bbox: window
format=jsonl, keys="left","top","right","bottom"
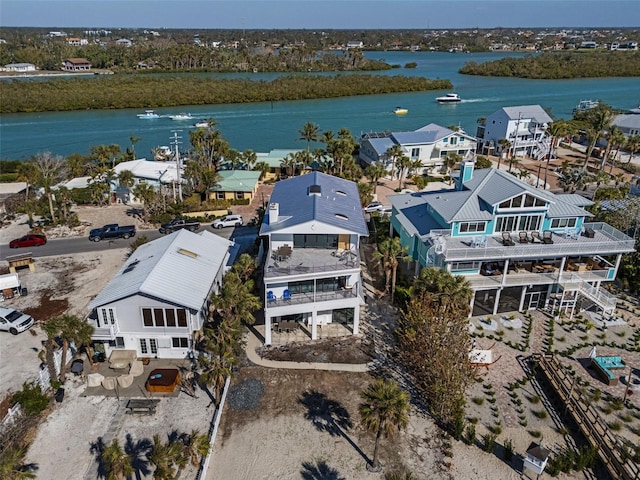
{"left": 450, "top": 261, "right": 482, "bottom": 271}
{"left": 140, "top": 338, "right": 148, "bottom": 355}
{"left": 495, "top": 215, "right": 542, "bottom": 232}
{"left": 235, "top": 192, "right": 244, "bottom": 200}
{"left": 99, "top": 308, "right": 116, "bottom": 328}
{"left": 450, "top": 137, "right": 458, "bottom": 146}
{"left": 150, "top": 339, "right": 158, "bottom": 355}
{"left": 172, "top": 337, "right": 189, "bottom": 348}
{"left": 142, "top": 308, "right": 188, "bottom": 328}
{"left": 498, "top": 194, "right": 545, "bottom": 209}
{"left": 459, "top": 221, "right": 486, "bottom": 233}
{"left": 216, "top": 192, "right": 225, "bottom": 200}
{"left": 411, "top": 148, "right": 420, "bottom": 158}
{"left": 551, "top": 218, "right": 577, "bottom": 228}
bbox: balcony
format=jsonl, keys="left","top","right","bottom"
{"left": 266, "top": 288, "right": 359, "bottom": 308}
{"left": 265, "top": 247, "right": 360, "bottom": 279}
{"left": 427, "top": 222, "right": 635, "bottom": 263}
{"left": 90, "top": 322, "right": 119, "bottom": 340}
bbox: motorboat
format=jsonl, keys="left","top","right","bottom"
{"left": 193, "top": 121, "right": 210, "bottom": 128}
{"left": 137, "top": 109, "right": 159, "bottom": 119}
{"left": 436, "top": 93, "right": 461, "bottom": 103}
{"left": 168, "top": 112, "right": 193, "bottom": 120}
{"left": 573, "top": 99, "right": 599, "bottom": 114}
{"left": 393, "top": 107, "right": 408, "bottom": 115}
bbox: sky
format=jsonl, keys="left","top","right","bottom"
{"left": 1, "top": 0, "right": 639, "bottom": 29}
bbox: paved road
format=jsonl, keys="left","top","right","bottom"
{"left": 1, "top": 225, "right": 259, "bottom": 261}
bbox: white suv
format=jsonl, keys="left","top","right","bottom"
{"left": 0, "top": 307, "right": 35, "bottom": 335}
{"left": 212, "top": 214, "right": 244, "bottom": 229}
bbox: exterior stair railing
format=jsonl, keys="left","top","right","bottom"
{"left": 532, "top": 353, "right": 640, "bottom": 480}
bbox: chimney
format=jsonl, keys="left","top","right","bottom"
{"left": 456, "top": 160, "right": 475, "bottom": 190}
{"left": 269, "top": 202, "right": 279, "bottom": 224}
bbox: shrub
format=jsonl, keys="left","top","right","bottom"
{"left": 462, "top": 424, "right": 476, "bottom": 445}
{"left": 529, "top": 395, "right": 541, "bottom": 404}
{"left": 488, "top": 424, "right": 502, "bottom": 435}
{"left": 608, "top": 420, "right": 622, "bottom": 431}
{"left": 11, "top": 382, "right": 49, "bottom": 416}
{"left": 532, "top": 409, "right": 548, "bottom": 419}
{"left": 529, "top": 430, "right": 542, "bottom": 438}
{"left": 472, "top": 397, "right": 484, "bottom": 406}
{"left": 503, "top": 438, "right": 514, "bottom": 462}
{"left": 482, "top": 433, "right": 497, "bottom": 453}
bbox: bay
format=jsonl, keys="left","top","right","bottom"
{"left": 1, "top": 51, "right": 638, "bottom": 161}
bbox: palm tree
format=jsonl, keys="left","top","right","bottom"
{"left": 497, "top": 138, "right": 511, "bottom": 171}
{"left": 254, "top": 160, "right": 270, "bottom": 180}
{"left": 179, "top": 430, "right": 210, "bottom": 468}
{"left": 32, "top": 151, "right": 65, "bottom": 222}
{"left": 146, "top": 434, "right": 183, "bottom": 480}
{"left": 625, "top": 135, "right": 640, "bottom": 164}
{"left": 132, "top": 183, "right": 157, "bottom": 220}
{"left": 211, "top": 272, "right": 261, "bottom": 326}
{"left": 412, "top": 267, "right": 473, "bottom": 316}
{"left": 579, "top": 103, "right": 615, "bottom": 171}
{"left": 129, "top": 133, "right": 142, "bottom": 159}
{"left": 50, "top": 314, "right": 95, "bottom": 382}
{"left": 298, "top": 122, "right": 320, "bottom": 153}
{"left": 198, "top": 349, "right": 235, "bottom": 402}
{"left": 117, "top": 169, "right": 135, "bottom": 202}
{"left": 542, "top": 120, "right": 571, "bottom": 189}
{"left": 101, "top": 439, "right": 134, "bottom": 480}
{"left": 396, "top": 155, "right": 412, "bottom": 190}
{"left": 242, "top": 149, "right": 257, "bottom": 170}
{"left": 385, "top": 145, "right": 403, "bottom": 180}
{"left": 359, "top": 379, "right": 410, "bottom": 472}
{"left": 365, "top": 162, "right": 388, "bottom": 193}
{"left": 374, "top": 237, "right": 409, "bottom": 303}
{"left": 15, "top": 161, "right": 38, "bottom": 201}
{"left": 280, "top": 153, "right": 297, "bottom": 177}
{"left": 230, "top": 253, "right": 257, "bottom": 282}
{"left": 602, "top": 125, "right": 625, "bottom": 171}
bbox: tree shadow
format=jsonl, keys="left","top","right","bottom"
{"left": 300, "top": 459, "right": 346, "bottom": 480}
{"left": 298, "top": 390, "right": 371, "bottom": 465}
{"left": 124, "top": 433, "right": 152, "bottom": 480}
{"left": 89, "top": 436, "right": 107, "bottom": 479}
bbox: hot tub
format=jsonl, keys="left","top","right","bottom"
{"left": 145, "top": 368, "right": 181, "bottom": 393}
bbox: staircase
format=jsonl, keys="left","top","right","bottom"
{"left": 562, "top": 275, "right": 617, "bottom": 316}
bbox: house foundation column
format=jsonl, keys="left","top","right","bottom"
{"left": 353, "top": 304, "right": 360, "bottom": 334}
{"left": 468, "top": 293, "right": 475, "bottom": 318}
{"left": 492, "top": 288, "right": 502, "bottom": 315}
{"left": 264, "top": 311, "right": 272, "bottom": 345}
{"left": 519, "top": 286, "right": 527, "bottom": 312}
{"left": 311, "top": 311, "right": 318, "bottom": 340}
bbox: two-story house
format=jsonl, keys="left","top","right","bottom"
{"left": 359, "top": 123, "right": 477, "bottom": 174}
{"left": 259, "top": 172, "right": 368, "bottom": 345}
{"left": 86, "top": 229, "right": 235, "bottom": 359}
{"left": 389, "top": 161, "right": 635, "bottom": 318}
{"left": 476, "top": 105, "right": 552, "bottom": 161}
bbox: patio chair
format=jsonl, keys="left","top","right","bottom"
{"left": 267, "top": 290, "right": 276, "bottom": 303}
{"left": 518, "top": 231, "right": 529, "bottom": 244}
{"left": 282, "top": 289, "right": 291, "bottom": 302}
{"left": 501, "top": 231, "right": 515, "bottom": 246}
{"left": 542, "top": 230, "right": 554, "bottom": 244}
{"left": 530, "top": 231, "right": 541, "bottom": 243}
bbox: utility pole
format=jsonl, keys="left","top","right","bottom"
{"left": 510, "top": 112, "right": 522, "bottom": 173}
{"left": 171, "top": 130, "right": 183, "bottom": 201}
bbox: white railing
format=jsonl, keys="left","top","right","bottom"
{"left": 563, "top": 274, "right": 617, "bottom": 313}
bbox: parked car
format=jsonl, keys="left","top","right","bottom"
{"left": 363, "top": 201, "right": 383, "bottom": 213}
{"left": 212, "top": 215, "right": 244, "bottom": 229}
{"left": 89, "top": 224, "right": 136, "bottom": 242}
{"left": 9, "top": 234, "right": 47, "bottom": 248}
{"left": 159, "top": 218, "right": 200, "bottom": 234}
{"left": 0, "top": 307, "right": 35, "bottom": 335}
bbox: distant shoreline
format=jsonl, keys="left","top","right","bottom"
{"left": 0, "top": 69, "right": 114, "bottom": 79}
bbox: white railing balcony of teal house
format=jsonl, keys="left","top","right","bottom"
{"left": 265, "top": 247, "right": 360, "bottom": 279}
{"left": 91, "top": 322, "right": 119, "bottom": 340}
{"left": 428, "top": 223, "right": 634, "bottom": 262}
{"left": 466, "top": 271, "right": 558, "bottom": 288}
{"left": 265, "top": 287, "right": 359, "bottom": 308}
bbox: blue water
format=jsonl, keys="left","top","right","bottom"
{"left": 1, "top": 51, "right": 638, "bottom": 161}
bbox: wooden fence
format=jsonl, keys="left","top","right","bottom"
{"left": 532, "top": 353, "right": 640, "bottom": 480}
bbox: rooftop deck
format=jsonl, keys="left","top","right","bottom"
{"left": 430, "top": 223, "right": 634, "bottom": 262}
{"left": 264, "top": 247, "right": 360, "bottom": 279}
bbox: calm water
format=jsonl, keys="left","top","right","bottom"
{"left": 1, "top": 51, "right": 639, "bottom": 160}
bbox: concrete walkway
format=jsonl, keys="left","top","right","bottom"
{"left": 244, "top": 330, "right": 372, "bottom": 372}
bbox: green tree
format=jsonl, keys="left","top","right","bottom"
{"left": 578, "top": 103, "right": 615, "bottom": 172}
{"left": 497, "top": 138, "right": 511, "bottom": 171}
{"left": 210, "top": 272, "right": 260, "bottom": 326}
{"left": 146, "top": 434, "right": 184, "bottom": 480}
{"left": 0, "top": 447, "right": 37, "bottom": 479}
{"left": 180, "top": 430, "right": 210, "bottom": 468}
{"left": 254, "top": 161, "right": 270, "bottom": 180}
{"left": 298, "top": 122, "right": 320, "bottom": 153}
{"left": 625, "top": 135, "right": 640, "bottom": 164}
{"left": 374, "top": 237, "right": 409, "bottom": 303}
{"left": 542, "top": 120, "right": 572, "bottom": 189}
{"left": 48, "top": 314, "right": 95, "bottom": 382}
{"left": 132, "top": 183, "right": 157, "bottom": 221}
{"left": 359, "top": 379, "right": 410, "bottom": 472}
{"left": 385, "top": 144, "right": 404, "bottom": 180}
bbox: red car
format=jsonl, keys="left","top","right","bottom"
{"left": 9, "top": 234, "right": 47, "bottom": 248}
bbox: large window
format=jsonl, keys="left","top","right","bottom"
{"left": 459, "top": 221, "right": 486, "bottom": 233}
{"left": 98, "top": 308, "right": 115, "bottom": 328}
{"left": 495, "top": 215, "right": 542, "bottom": 233}
{"left": 498, "top": 194, "right": 546, "bottom": 209}
{"left": 450, "top": 261, "right": 482, "bottom": 271}
{"left": 293, "top": 234, "right": 338, "bottom": 249}
{"left": 550, "top": 218, "right": 577, "bottom": 228}
{"left": 172, "top": 337, "right": 189, "bottom": 348}
{"left": 142, "top": 308, "right": 188, "bottom": 328}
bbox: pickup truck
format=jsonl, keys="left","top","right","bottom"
{"left": 159, "top": 218, "right": 201, "bottom": 234}
{"left": 89, "top": 224, "right": 136, "bottom": 242}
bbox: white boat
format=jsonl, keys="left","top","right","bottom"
{"left": 153, "top": 146, "right": 173, "bottom": 161}
{"left": 168, "top": 112, "right": 194, "bottom": 120}
{"left": 394, "top": 107, "right": 408, "bottom": 115}
{"left": 436, "top": 93, "right": 461, "bottom": 103}
{"left": 573, "top": 99, "right": 599, "bottom": 114}
{"left": 137, "top": 109, "right": 159, "bottom": 119}
{"left": 193, "top": 121, "right": 210, "bottom": 128}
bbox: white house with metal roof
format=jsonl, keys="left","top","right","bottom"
{"left": 476, "top": 105, "right": 553, "bottom": 160}
{"left": 359, "top": 123, "right": 477, "bottom": 174}
{"left": 612, "top": 110, "right": 640, "bottom": 139}
{"left": 86, "top": 229, "right": 235, "bottom": 359}
{"left": 113, "top": 159, "right": 183, "bottom": 203}
{"left": 259, "top": 172, "right": 368, "bottom": 345}
{"left": 389, "top": 161, "right": 635, "bottom": 318}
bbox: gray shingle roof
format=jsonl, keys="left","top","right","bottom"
{"left": 259, "top": 171, "right": 368, "bottom": 236}
{"left": 88, "top": 230, "right": 233, "bottom": 312}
